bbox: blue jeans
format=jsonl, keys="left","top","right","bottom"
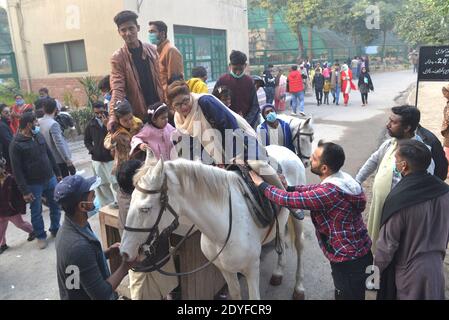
{"left": 28, "top": 176, "right": 61, "bottom": 240}
{"left": 333, "top": 86, "right": 341, "bottom": 105}
{"left": 264, "top": 87, "right": 275, "bottom": 105}
{"left": 291, "top": 91, "right": 305, "bottom": 113}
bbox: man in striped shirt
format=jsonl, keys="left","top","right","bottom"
{"left": 250, "top": 140, "right": 372, "bottom": 300}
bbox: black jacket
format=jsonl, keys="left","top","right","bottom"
{"left": 84, "top": 118, "right": 114, "bottom": 162}
{"left": 263, "top": 70, "right": 276, "bottom": 88}
{"left": 0, "top": 118, "right": 13, "bottom": 169}
{"left": 313, "top": 74, "right": 325, "bottom": 90}
{"left": 417, "top": 125, "right": 448, "bottom": 181}
{"left": 56, "top": 216, "right": 117, "bottom": 300}
{"left": 358, "top": 72, "right": 374, "bottom": 93}
{"left": 9, "top": 132, "right": 61, "bottom": 195}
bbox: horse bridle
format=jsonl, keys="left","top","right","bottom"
{"left": 290, "top": 120, "right": 314, "bottom": 161}
{"left": 124, "top": 174, "right": 233, "bottom": 276}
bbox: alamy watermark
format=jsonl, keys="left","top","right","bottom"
{"left": 366, "top": 264, "right": 380, "bottom": 290}
{"left": 66, "top": 5, "right": 80, "bottom": 30}
{"left": 65, "top": 265, "right": 80, "bottom": 290}
{"left": 366, "top": 5, "right": 380, "bottom": 30}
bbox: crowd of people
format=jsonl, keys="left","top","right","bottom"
{"left": 0, "top": 8, "right": 448, "bottom": 301}
{"left": 252, "top": 56, "right": 374, "bottom": 113}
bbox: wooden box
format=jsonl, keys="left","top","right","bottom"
{"left": 98, "top": 206, "right": 226, "bottom": 300}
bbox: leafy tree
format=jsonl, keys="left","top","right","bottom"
{"left": 249, "top": 0, "right": 287, "bottom": 50}
{"left": 395, "top": 0, "right": 449, "bottom": 46}
{"left": 377, "top": 0, "right": 403, "bottom": 60}
{"left": 284, "top": 0, "right": 332, "bottom": 60}
{"left": 326, "top": 0, "right": 378, "bottom": 47}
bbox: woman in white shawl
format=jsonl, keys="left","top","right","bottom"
{"left": 166, "top": 80, "right": 284, "bottom": 189}
{"left": 341, "top": 64, "right": 357, "bottom": 106}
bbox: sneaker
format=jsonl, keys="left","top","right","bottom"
{"left": 50, "top": 230, "right": 58, "bottom": 238}
{"left": 0, "top": 244, "right": 9, "bottom": 254}
{"left": 37, "top": 239, "right": 48, "bottom": 250}
{"left": 27, "top": 232, "right": 36, "bottom": 242}
{"left": 291, "top": 112, "right": 297, "bottom": 115}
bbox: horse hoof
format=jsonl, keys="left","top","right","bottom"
{"left": 292, "top": 290, "right": 305, "bottom": 300}
{"left": 270, "top": 275, "right": 283, "bottom": 286}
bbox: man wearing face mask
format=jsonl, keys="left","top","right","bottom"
{"left": 10, "top": 94, "right": 34, "bottom": 134}
{"left": 9, "top": 112, "right": 62, "bottom": 249}
{"left": 213, "top": 50, "right": 260, "bottom": 129}
{"left": 148, "top": 21, "right": 184, "bottom": 103}
{"left": 109, "top": 11, "right": 164, "bottom": 132}
{"left": 375, "top": 140, "right": 449, "bottom": 300}
{"left": 257, "top": 104, "right": 295, "bottom": 153}
{"left": 54, "top": 175, "right": 137, "bottom": 300}
{"left": 356, "top": 106, "right": 436, "bottom": 250}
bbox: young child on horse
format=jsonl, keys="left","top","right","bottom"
{"left": 130, "top": 102, "right": 177, "bottom": 161}
{"left": 104, "top": 100, "right": 143, "bottom": 175}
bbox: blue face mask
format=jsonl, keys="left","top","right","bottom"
{"left": 266, "top": 112, "right": 277, "bottom": 123}
{"left": 16, "top": 99, "right": 25, "bottom": 106}
{"left": 31, "top": 126, "right": 40, "bottom": 135}
{"left": 87, "top": 197, "right": 100, "bottom": 219}
{"left": 148, "top": 33, "right": 160, "bottom": 45}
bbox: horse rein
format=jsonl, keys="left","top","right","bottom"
{"left": 124, "top": 174, "right": 233, "bottom": 277}
{"left": 290, "top": 119, "right": 314, "bottom": 161}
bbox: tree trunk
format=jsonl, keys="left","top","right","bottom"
{"left": 307, "top": 26, "right": 313, "bottom": 59}
{"left": 296, "top": 24, "right": 304, "bottom": 62}
{"left": 381, "top": 29, "right": 387, "bottom": 62}
{"left": 267, "top": 13, "right": 275, "bottom": 50}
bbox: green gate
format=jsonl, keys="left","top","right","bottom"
{"left": 0, "top": 52, "right": 19, "bottom": 87}
{"left": 175, "top": 30, "right": 227, "bottom": 82}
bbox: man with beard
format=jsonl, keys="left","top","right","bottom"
{"left": 375, "top": 140, "right": 449, "bottom": 300}
{"left": 250, "top": 141, "right": 372, "bottom": 300}
{"left": 356, "top": 106, "right": 435, "bottom": 250}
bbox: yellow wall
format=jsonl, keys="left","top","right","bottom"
{"left": 6, "top": 0, "right": 249, "bottom": 91}
{"left": 7, "top": 0, "right": 124, "bottom": 84}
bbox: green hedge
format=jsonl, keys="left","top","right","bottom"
{"left": 71, "top": 108, "right": 93, "bottom": 135}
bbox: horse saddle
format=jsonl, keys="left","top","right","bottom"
{"left": 227, "top": 164, "right": 278, "bottom": 228}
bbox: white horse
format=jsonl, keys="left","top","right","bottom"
{"left": 120, "top": 146, "right": 307, "bottom": 300}
{"left": 278, "top": 114, "right": 314, "bottom": 168}
{"left": 258, "top": 113, "right": 314, "bottom": 167}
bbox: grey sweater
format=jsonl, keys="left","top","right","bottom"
{"left": 39, "top": 114, "right": 72, "bottom": 164}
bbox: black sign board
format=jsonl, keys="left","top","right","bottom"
{"left": 418, "top": 46, "right": 449, "bottom": 82}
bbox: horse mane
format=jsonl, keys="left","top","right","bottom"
{"left": 134, "top": 159, "right": 243, "bottom": 203}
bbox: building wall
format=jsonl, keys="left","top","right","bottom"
{"left": 125, "top": 0, "right": 249, "bottom": 65}
{"left": 7, "top": 0, "right": 249, "bottom": 105}
{"left": 7, "top": 0, "right": 124, "bottom": 104}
